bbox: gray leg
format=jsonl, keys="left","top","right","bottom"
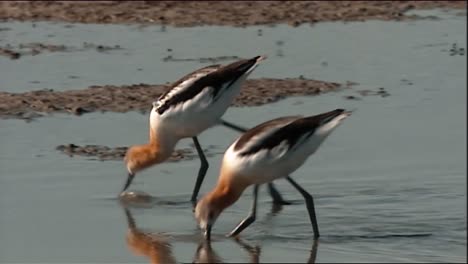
{"left": 123, "top": 207, "right": 136, "bottom": 229}
{"left": 267, "top": 182, "right": 292, "bottom": 205}
{"left": 307, "top": 239, "right": 319, "bottom": 263}
{"left": 227, "top": 185, "right": 259, "bottom": 237}
{"left": 220, "top": 118, "right": 248, "bottom": 133}
{"left": 190, "top": 136, "right": 209, "bottom": 206}
{"left": 233, "top": 237, "right": 261, "bottom": 263}
{"left": 286, "top": 176, "right": 320, "bottom": 239}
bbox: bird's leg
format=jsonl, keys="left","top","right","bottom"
{"left": 227, "top": 185, "right": 259, "bottom": 237}
{"left": 286, "top": 176, "right": 320, "bottom": 239}
{"left": 233, "top": 237, "right": 261, "bottom": 263}
{"left": 190, "top": 136, "right": 209, "bottom": 207}
{"left": 307, "top": 239, "right": 319, "bottom": 263}
{"left": 123, "top": 206, "right": 137, "bottom": 229}
{"left": 220, "top": 118, "right": 248, "bottom": 133}
{"left": 267, "top": 182, "right": 292, "bottom": 205}
{"left": 193, "top": 240, "right": 223, "bottom": 263}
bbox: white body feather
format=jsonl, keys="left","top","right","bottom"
{"left": 150, "top": 63, "right": 260, "bottom": 140}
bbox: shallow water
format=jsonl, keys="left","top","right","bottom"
{"left": 0, "top": 9, "right": 466, "bottom": 263}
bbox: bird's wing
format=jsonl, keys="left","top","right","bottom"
{"left": 235, "top": 109, "right": 347, "bottom": 158}
{"left": 154, "top": 56, "right": 265, "bottom": 115}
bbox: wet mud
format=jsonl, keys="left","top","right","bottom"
{"left": 343, "top": 87, "right": 391, "bottom": 100}
{"left": 0, "top": 1, "right": 465, "bottom": 27}
{"left": 0, "top": 42, "right": 123, "bottom": 60}
{"left": 56, "top": 143, "right": 220, "bottom": 162}
{"left": 0, "top": 78, "right": 347, "bottom": 121}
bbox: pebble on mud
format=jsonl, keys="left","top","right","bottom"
{"left": 355, "top": 87, "right": 391, "bottom": 98}
{"left": 67, "top": 106, "right": 90, "bottom": 116}
{"left": 344, "top": 95, "right": 361, "bottom": 100}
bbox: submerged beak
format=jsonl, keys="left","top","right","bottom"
{"left": 121, "top": 172, "right": 135, "bottom": 193}
{"left": 204, "top": 224, "right": 212, "bottom": 241}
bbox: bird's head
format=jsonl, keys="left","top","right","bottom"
{"left": 194, "top": 195, "right": 223, "bottom": 241}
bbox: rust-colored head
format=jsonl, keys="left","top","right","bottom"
{"left": 121, "top": 144, "right": 167, "bottom": 193}
{"left": 194, "top": 176, "right": 248, "bottom": 240}
{"left": 194, "top": 193, "right": 224, "bottom": 240}
{"left": 120, "top": 125, "right": 178, "bottom": 194}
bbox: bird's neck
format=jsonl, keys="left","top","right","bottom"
{"left": 207, "top": 177, "right": 249, "bottom": 213}
{"left": 148, "top": 128, "right": 178, "bottom": 162}
{"left": 127, "top": 231, "right": 177, "bottom": 264}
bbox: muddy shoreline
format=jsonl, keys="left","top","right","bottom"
{"left": 0, "top": 1, "right": 465, "bottom": 27}
{"left": 0, "top": 42, "right": 123, "bottom": 60}
{"left": 0, "top": 78, "right": 354, "bottom": 121}
{"left": 56, "top": 143, "right": 221, "bottom": 162}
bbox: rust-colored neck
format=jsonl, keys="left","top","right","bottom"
{"left": 127, "top": 229, "right": 177, "bottom": 264}
{"left": 207, "top": 177, "right": 249, "bottom": 213}
{"left": 149, "top": 127, "right": 158, "bottom": 146}
{"left": 147, "top": 127, "right": 177, "bottom": 163}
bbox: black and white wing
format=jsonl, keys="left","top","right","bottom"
{"left": 233, "top": 109, "right": 349, "bottom": 159}
{"left": 232, "top": 115, "right": 303, "bottom": 154}
{"left": 154, "top": 56, "right": 265, "bottom": 115}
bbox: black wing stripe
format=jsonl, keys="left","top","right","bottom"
{"left": 157, "top": 64, "right": 221, "bottom": 103}
{"left": 156, "top": 56, "right": 262, "bottom": 115}
{"left": 233, "top": 116, "right": 301, "bottom": 152}
{"left": 238, "top": 109, "right": 345, "bottom": 156}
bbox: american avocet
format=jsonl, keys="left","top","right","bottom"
{"left": 122, "top": 56, "right": 289, "bottom": 206}
{"left": 194, "top": 109, "right": 353, "bottom": 240}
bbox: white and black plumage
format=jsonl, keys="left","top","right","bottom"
{"left": 224, "top": 109, "right": 351, "bottom": 182}
{"left": 150, "top": 56, "right": 264, "bottom": 138}
{"left": 122, "top": 56, "right": 289, "bottom": 206}
{"left": 194, "top": 109, "right": 353, "bottom": 240}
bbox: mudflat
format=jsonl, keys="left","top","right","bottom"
{"left": 0, "top": 78, "right": 346, "bottom": 120}
{"left": 0, "top": 1, "right": 465, "bottom": 27}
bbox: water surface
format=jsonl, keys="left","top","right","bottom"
{"left": 0, "top": 9, "right": 466, "bottom": 263}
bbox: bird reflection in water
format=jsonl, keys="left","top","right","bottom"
{"left": 193, "top": 238, "right": 261, "bottom": 263}
{"left": 123, "top": 206, "right": 177, "bottom": 264}
{"left": 121, "top": 203, "right": 318, "bottom": 263}
{"left": 192, "top": 241, "right": 224, "bottom": 263}
{"left": 193, "top": 237, "right": 318, "bottom": 264}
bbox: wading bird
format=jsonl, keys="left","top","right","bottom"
{"left": 122, "top": 56, "right": 289, "bottom": 206}
{"left": 195, "top": 109, "right": 353, "bottom": 240}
